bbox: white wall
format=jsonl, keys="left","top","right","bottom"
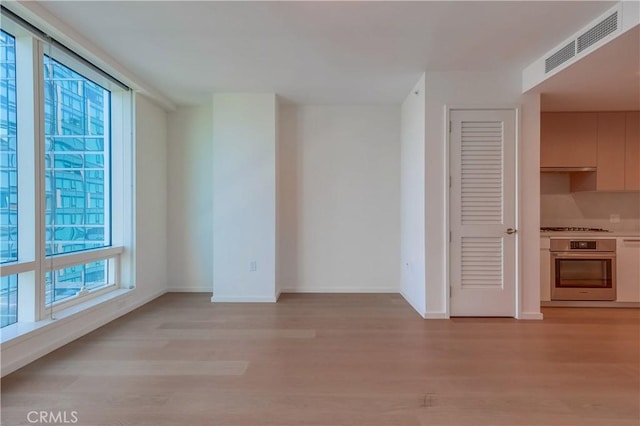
{"left": 424, "top": 71, "right": 542, "bottom": 319}
{"left": 277, "top": 103, "right": 297, "bottom": 294}
{"left": 167, "top": 103, "right": 214, "bottom": 292}
{"left": 212, "top": 94, "right": 278, "bottom": 302}
{"left": 135, "top": 94, "right": 169, "bottom": 298}
{"left": 1, "top": 94, "right": 169, "bottom": 376}
{"left": 520, "top": 92, "right": 542, "bottom": 319}
{"left": 400, "top": 75, "right": 427, "bottom": 316}
{"left": 278, "top": 105, "right": 400, "bottom": 293}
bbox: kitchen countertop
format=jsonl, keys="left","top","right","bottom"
{"left": 541, "top": 231, "right": 640, "bottom": 238}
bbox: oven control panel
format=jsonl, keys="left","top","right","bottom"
{"left": 550, "top": 239, "right": 616, "bottom": 253}
{"left": 570, "top": 241, "right": 597, "bottom": 250}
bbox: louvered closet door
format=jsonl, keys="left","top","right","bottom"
{"left": 450, "top": 109, "right": 516, "bottom": 317}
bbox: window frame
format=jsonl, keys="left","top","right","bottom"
{"left": 0, "top": 19, "right": 132, "bottom": 330}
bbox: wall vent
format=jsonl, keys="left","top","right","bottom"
{"left": 542, "top": 5, "right": 621, "bottom": 75}
{"left": 577, "top": 11, "right": 618, "bottom": 53}
{"left": 545, "top": 41, "right": 576, "bottom": 73}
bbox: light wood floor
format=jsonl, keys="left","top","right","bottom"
{"left": 1, "top": 293, "right": 639, "bottom": 426}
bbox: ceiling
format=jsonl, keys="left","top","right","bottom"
{"left": 35, "top": 1, "right": 616, "bottom": 106}
{"left": 538, "top": 25, "right": 640, "bottom": 112}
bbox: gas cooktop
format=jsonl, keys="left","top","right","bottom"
{"left": 540, "top": 227, "right": 610, "bottom": 232}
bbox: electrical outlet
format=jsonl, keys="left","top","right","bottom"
{"left": 249, "top": 260, "right": 257, "bottom": 272}
{"left": 610, "top": 214, "right": 621, "bottom": 224}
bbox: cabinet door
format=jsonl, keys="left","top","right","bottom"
{"left": 596, "top": 113, "right": 626, "bottom": 191}
{"left": 541, "top": 112, "right": 598, "bottom": 168}
{"left": 625, "top": 111, "right": 640, "bottom": 190}
{"left": 617, "top": 238, "right": 640, "bottom": 302}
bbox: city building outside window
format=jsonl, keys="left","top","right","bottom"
{"left": 0, "top": 15, "right": 132, "bottom": 332}
{"left": 0, "top": 30, "right": 18, "bottom": 327}
{"left": 43, "top": 56, "right": 111, "bottom": 305}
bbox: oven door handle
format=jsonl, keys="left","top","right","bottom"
{"left": 551, "top": 252, "right": 616, "bottom": 258}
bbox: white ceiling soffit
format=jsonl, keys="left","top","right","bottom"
{"left": 539, "top": 24, "right": 639, "bottom": 112}
{"left": 523, "top": 1, "right": 640, "bottom": 94}
{"left": 29, "top": 1, "right": 617, "bottom": 105}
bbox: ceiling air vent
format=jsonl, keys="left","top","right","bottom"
{"left": 545, "top": 41, "right": 576, "bottom": 73}
{"left": 577, "top": 11, "right": 618, "bottom": 53}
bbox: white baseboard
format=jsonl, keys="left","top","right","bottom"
{"left": 400, "top": 291, "right": 426, "bottom": 318}
{"left": 1, "top": 288, "right": 167, "bottom": 377}
{"left": 210, "top": 295, "right": 278, "bottom": 303}
{"left": 167, "top": 287, "right": 211, "bottom": 293}
{"left": 282, "top": 287, "right": 399, "bottom": 293}
{"left": 518, "top": 312, "right": 544, "bottom": 320}
{"left": 424, "top": 312, "right": 449, "bottom": 319}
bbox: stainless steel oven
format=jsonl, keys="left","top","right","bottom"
{"left": 550, "top": 239, "right": 616, "bottom": 301}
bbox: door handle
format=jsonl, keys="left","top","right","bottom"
{"left": 506, "top": 228, "right": 517, "bottom": 235}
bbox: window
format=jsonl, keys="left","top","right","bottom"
{"left": 0, "top": 13, "right": 131, "bottom": 331}
{"left": 0, "top": 275, "right": 17, "bottom": 328}
{"left": 0, "top": 30, "right": 18, "bottom": 265}
{"left": 44, "top": 56, "right": 111, "bottom": 257}
{"left": 46, "top": 260, "right": 109, "bottom": 305}
{"left": 0, "top": 30, "right": 18, "bottom": 328}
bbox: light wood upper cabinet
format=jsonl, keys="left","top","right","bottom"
{"left": 625, "top": 111, "right": 640, "bottom": 190}
{"left": 542, "top": 111, "right": 640, "bottom": 192}
{"left": 541, "top": 112, "right": 597, "bottom": 168}
{"left": 596, "top": 112, "right": 626, "bottom": 191}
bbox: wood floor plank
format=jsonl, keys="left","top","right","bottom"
{"left": 80, "top": 328, "right": 316, "bottom": 341}
{"left": 18, "top": 360, "right": 249, "bottom": 376}
{"left": 1, "top": 293, "right": 638, "bottom": 426}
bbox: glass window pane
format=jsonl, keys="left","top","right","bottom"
{"left": 44, "top": 55, "right": 111, "bottom": 256}
{"left": 0, "top": 275, "right": 18, "bottom": 328}
{"left": 45, "top": 260, "right": 110, "bottom": 305}
{"left": 0, "top": 30, "right": 18, "bottom": 264}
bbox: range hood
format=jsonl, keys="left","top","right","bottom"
{"left": 540, "top": 167, "right": 596, "bottom": 172}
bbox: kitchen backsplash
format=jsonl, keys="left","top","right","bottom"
{"left": 541, "top": 173, "right": 640, "bottom": 231}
